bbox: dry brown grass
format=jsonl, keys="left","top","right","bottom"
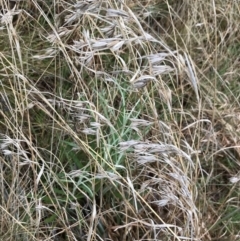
{"left": 0, "top": 0, "right": 240, "bottom": 240}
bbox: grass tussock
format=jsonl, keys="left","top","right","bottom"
{"left": 0, "top": 0, "right": 240, "bottom": 240}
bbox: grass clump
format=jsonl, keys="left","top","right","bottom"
{"left": 0, "top": 0, "right": 240, "bottom": 240}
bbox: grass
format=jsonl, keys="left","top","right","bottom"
{"left": 0, "top": 0, "right": 240, "bottom": 240}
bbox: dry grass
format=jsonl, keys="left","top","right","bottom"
{"left": 0, "top": 0, "right": 240, "bottom": 240}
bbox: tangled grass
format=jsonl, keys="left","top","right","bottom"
{"left": 0, "top": 0, "right": 240, "bottom": 240}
